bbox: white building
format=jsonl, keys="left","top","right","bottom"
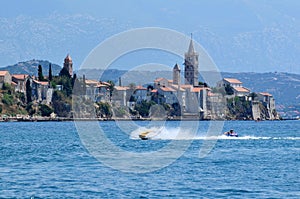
{"left": 85, "top": 79, "right": 110, "bottom": 102}
{"left": 217, "top": 78, "right": 251, "bottom": 97}
{"left": 31, "top": 79, "right": 49, "bottom": 102}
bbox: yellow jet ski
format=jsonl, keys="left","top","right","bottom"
{"left": 139, "top": 131, "right": 152, "bottom": 140}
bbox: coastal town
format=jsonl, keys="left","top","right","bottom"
{"left": 0, "top": 38, "right": 279, "bottom": 121}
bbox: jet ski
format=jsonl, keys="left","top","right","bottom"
{"left": 226, "top": 132, "right": 238, "bottom": 137}
{"left": 224, "top": 130, "right": 238, "bottom": 137}
{"left": 139, "top": 131, "right": 152, "bottom": 140}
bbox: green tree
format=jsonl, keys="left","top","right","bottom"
{"left": 198, "top": 81, "right": 208, "bottom": 87}
{"left": 48, "top": 63, "right": 53, "bottom": 81}
{"left": 135, "top": 100, "right": 156, "bottom": 117}
{"left": 2, "top": 83, "right": 13, "bottom": 91}
{"left": 26, "top": 80, "right": 32, "bottom": 103}
{"left": 171, "top": 102, "right": 181, "bottom": 116}
{"left": 227, "top": 96, "right": 252, "bottom": 119}
{"left": 39, "top": 104, "right": 53, "bottom": 117}
{"left": 59, "top": 67, "right": 71, "bottom": 78}
{"left": 147, "top": 85, "right": 154, "bottom": 91}
{"left": 72, "top": 73, "right": 77, "bottom": 88}
{"left": 107, "top": 80, "right": 115, "bottom": 102}
{"left": 2, "top": 93, "right": 13, "bottom": 106}
{"left": 52, "top": 90, "right": 71, "bottom": 117}
{"left": 26, "top": 102, "right": 36, "bottom": 116}
{"left": 113, "top": 106, "right": 127, "bottom": 118}
{"left": 96, "top": 102, "right": 112, "bottom": 119}
{"left": 38, "top": 65, "right": 44, "bottom": 81}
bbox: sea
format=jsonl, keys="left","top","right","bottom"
{"left": 0, "top": 120, "right": 299, "bottom": 198}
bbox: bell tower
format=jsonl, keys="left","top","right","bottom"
{"left": 184, "top": 34, "right": 199, "bottom": 86}
{"left": 173, "top": 63, "right": 180, "bottom": 85}
{"left": 64, "top": 54, "right": 73, "bottom": 77}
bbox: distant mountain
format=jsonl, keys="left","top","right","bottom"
{"left": 0, "top": 60, "right": 62, "bottom": 76}
{"left": 0, "top": 9, "right": 300, "bottom": 74}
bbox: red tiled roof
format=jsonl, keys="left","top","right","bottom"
{"left": 169, "top": 84, "right": 185, "bottom": 91}
{"left": 180, "top": 84, "right": 193, "bottom": 89}
{"left": 233, "top": 87, "right": 250, "bottom": 93}
{"left": 33, "top": 80, "right": 49, "bottom": 86}
{"left": 151, "top": 89, "right": 157, "bottom": 93}
{"left": 160, "top": 87, "right": 176, "bottom": 92}
{"left": 101, "top": 81, "right": 111, "bottom": 86}
{"left": 0, "top": 71, "right": 9, "bottom": 76}
{"left": 12, "top": 74, "right": 29, "bottom": 80}
{"left": 96, "top": 84, "right": 108, "bottom": 88}
{"left": 135, "top": 85, "right": 147, "bottom": 90}
{"left": 114, "top": 86, "right": 129, "bottom": 91}
{"left": 224, "top": 78, "right": 242, "bottom": 84}
{"left": 85, "top": 79, "right": 99, "bottom": 85}
{"left": 192, "top": 87, "right": 210, "bottom": 92}
{"left": 260, "top": 92, "right": 272, "bottom": 96}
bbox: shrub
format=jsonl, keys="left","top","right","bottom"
{"left": 2, "top": 94, "right": 13, "bottom": 106}
{"left": 96, "top": 102, "right": 112, "bottom": 118}
{"left": 39, "top": 104, "right": 53, "bottom": 117}
{"left": 26, "top": 103, "right": 36, "bottom": 116}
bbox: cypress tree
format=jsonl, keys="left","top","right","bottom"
{"left": 49, "top": 63, "right": 53, "bottom": 81}
{"left": 26, "top": 80, "right": 32, "bottom": 103}
{"left": 38, "top": 65, "right": 44, "bottom": 81}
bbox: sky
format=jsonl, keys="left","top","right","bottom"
{"left": 1, "top": 0, "right": 299, "bottom": 73}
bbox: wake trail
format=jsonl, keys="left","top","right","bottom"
{"left": 130, "top": 127, "right": 300, "bottom": 140}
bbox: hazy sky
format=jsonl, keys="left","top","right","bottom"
{"left": 1, "top": 0, "right": 300, "bottom": 73}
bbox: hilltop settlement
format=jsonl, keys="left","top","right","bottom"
{"left": 0, "top": 38, "right": 279, "bottom": 121}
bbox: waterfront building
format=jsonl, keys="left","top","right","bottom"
{"left": 12, "top": 74, "right": 29, "bottom": 93}
{"left": 31, "top": 79, "right": 50, "bottom": 103}
{"left": 0, "top": 70, "right": 12, "bottom": 88}
{"left": 217, "top": 78, "right": 251, "bottom": 97}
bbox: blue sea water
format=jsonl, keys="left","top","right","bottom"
{"left": 0, "top": 120, "right": 299, "bottom": 198}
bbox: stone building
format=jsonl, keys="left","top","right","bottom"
{"left": 0, "top": 71, "right": 12, "bottom": 88}
{"left": 12, "top": 74, "right": 29, "bottom": 93}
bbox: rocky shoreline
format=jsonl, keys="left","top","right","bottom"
{"left": 0, "top": 115, "right": 284, "bottom": 122}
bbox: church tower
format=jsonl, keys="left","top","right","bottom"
{"left": 173, "top": 63, "right": 181, "bottom": 85}
{"left": 64, "top": 54, "right": 73, "bottom": 77}
{"left": 184, "top": 34, "right": 199, "bottom": 86}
